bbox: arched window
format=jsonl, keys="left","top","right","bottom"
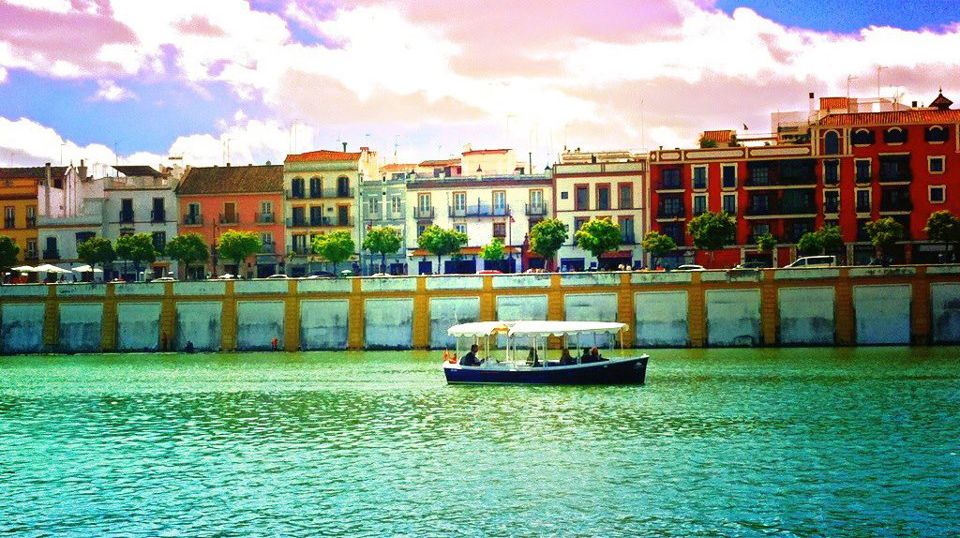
{"left": 291, "top": 177, "right": 305, "bottom": 198}
{"left": 883, "top": 127, "right": 907, "bottom": 144}
{"left": 336, "top": 176, "right": 350, "bottom": 197}
{"left": 926, "top": 125, "right": 948, "bottom": 143}
{"left": 309, "top": 176, "right": 322, "bottom": 198}
{"left": 851, "top": 129, "right": 874, "bottom": 145}
{"left": 824, "top": 131, "right": 840, "bottom": 155}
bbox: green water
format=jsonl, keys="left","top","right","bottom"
{"left": 1, "top": 348, "right": 959, "bottom": 537}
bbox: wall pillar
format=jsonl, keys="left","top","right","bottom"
{"left": 547, "top": 274, "right": 564, "bottom": 348}
{"left": 412, "top": 276, "right": 429, "bottom": 349}
{"left": 479, "top": 276, "right": 495, "bottom": 321}
{"left": 835, "top": 268, "right": 854, "bottom": 345}
{"left": 911, "top": 266, "right": 931, "bottom": 345}
{"left": 221, "top": 280, "right": 237, "bottom": 351}
{"left": 101, "top": 284, "right": 117, "bottom": 351}
{"left": 617, "top": 273, "right": 636, "bottom": 345}
{"left": 347, "top": 278, "right": 364, "bottom": 350}
{"left": 159, "top": 282, "right": 176, "bottom": 351}
{"left": 760, "top": 270, "right": 779, "bottom": 346}
{"left": 284, "top": 279, "right": 300, "bottom": 351}
{"left": 688, "top": 272, "right": 705, "bottom": 347}
{"left": 42, "top": 284, "right": 58, "bottom": 351}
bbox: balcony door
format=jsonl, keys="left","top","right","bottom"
{"left": 337, "top": 206, "right": 349, "bottom": 226}
{"left": 492, "top": 191, "right": 506, "bottom": 215}
{"left": 529, "top": 190, "right": 543, "bottom": 212}
{"left": 223, "top": 202, "right": 237, "bottom": 224}
{"left": 453, "top": 192, "right": 466, "bottom": 216}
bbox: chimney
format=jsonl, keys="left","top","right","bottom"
{"left": 79, "top": 159, "right": 87, "bottom": 181}
{"left": 342, "top": 142, "right": 347, "bottom": 152}
{"left": 528, "top": 152, "right": 532, "bottom": 175}
{"left": 911, "top": 100, "right": 918, "bottom": 108}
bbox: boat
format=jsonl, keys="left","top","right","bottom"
{"left": 442, "top": 320, "right": 649, "bottom": 385}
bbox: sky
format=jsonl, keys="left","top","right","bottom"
{"left": 0, "top": 0, "right": 959, "bottom": 173}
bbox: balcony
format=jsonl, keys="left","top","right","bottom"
{"left": 525, "top": 203, "right": 548, "bottom": 216}
{"left": 781, "top": 203, "right": 818, "bottom": 215}
{"left": 288, "top": 244, "right": 310, "bottom": 255}
{"left": 745, "top": 203, "right": 775, "bottom": 216}
{"left": 309, "top": 189, "right": 323, "bottom": 199}
{"left": 880, "top": 199, "right": 912, "bottom": 212}
{"left": 260, "top": 242, "right": 276, "bottom": 254}
{"left": 878, "top": 170, "right": 912, "bottom": 184}
{"left": 287, "top": 188, "right": 306, "bottom": 199}
{"left": 219, "top": 214, "right": 239, "bottom": 225}
{"left": 335, "top": 188, "right": 355, "bottom": 198}
{"left": 183, "top": 214, "right": 203, "bottom": 226}
{"left": 42, "top": 249, "right": 60, "bottom": 260}
{"left": 656, "top": 206, "right": 685, "bottom": 219}
{"left": 3, "top": 218, "right": 14, "bottom": 229}
{"left": 657, "top": 178, "right": 683, "bottom": 190}
{"left": 255, "top": 212, "right": 276, "bottom": 224}
{"left": 448, "top": 204, "right": 511, "bottom": 218}
{"left": 119, "top": 210, "right": 134, "bottom": 224}
{"left": 288, "top": 217, "right": 308, "bottom": 227}
{"left": 151, "top": 209, "right": 166, "bottom": 223}
{"left": 414, "top": 206, "right": 435, "bottom": 220}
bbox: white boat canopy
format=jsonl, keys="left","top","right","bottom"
{"left": 447, "top": 320, "right": 627, "bottom": 338}
{"left": 34, "top": 264, "right": 72, "bottom": 274}
{"left": 72, "top": 265, "right": 103, "bottom": 273}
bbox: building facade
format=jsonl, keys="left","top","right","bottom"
{"left": 553, "top": 150, "right": 647, "bottom": 270}
{"left": 282, "top": 148, "right": 378, "bottom": 276}
{"left": 649, "top": 92, "right": 960, "bottom": 268}
{"left": 0, "top": 164, "right": 72, "bottom": 263}
{"left": 36, "top": 163, "right": 105, "bottom": 280}
{"left": 176, "top": 164, "right": 285, "bottom": 278}
{"left": 359, "top": 163, "right": 412, "bottom": 275}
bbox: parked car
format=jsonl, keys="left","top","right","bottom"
{"left": 785, "top": 255, "right": 837, "bottom": 268}
{"left": 266, "top": 274, "right": 289, "bottom": 279}
{"left": 675, "top": 264, "right": 705, "bottom": 271}
{"left": 150, "top": 276, "right": 177, "bottom": 282}
{"left": 306, "top": 271, "right": 336, "bottom": 279}
{"left": 478, "top": 270, "right": 502, "bottom": 274}
{"left": 734, "top": 261, "right": 769, "bottom": 269}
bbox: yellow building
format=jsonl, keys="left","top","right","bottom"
{"left": 0, "top": 166, "right": 65, "bottom": 262}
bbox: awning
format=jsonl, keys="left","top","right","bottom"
{"left": 448, "top": 321, "right": 513, "bottom": 337}
{"left": 35, "top": 264, "right": 73, "bottom": 274}
{"left": 72, "top": 265, "right": 103, "bottom": 273}
{"left": 508, "top": 321, "right": 627, "bottom": 337}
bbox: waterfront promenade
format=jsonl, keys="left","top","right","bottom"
{"left": 1, "top": 264, "right": 958, "bottom": 353}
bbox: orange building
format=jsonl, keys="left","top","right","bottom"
{"left": 0, "top": 164, "right": 68, "bottom": 263}
{"left": 176, "top": 164, "right": 285, "bottom": 278}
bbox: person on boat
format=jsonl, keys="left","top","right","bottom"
{"left": 559, "top": 348, "right": 575, "bottom": 365}
{"left": 460, "top": 344, "right": 482, "bottom": 366}
{"left": 527, "top": 347, "right": 541, "bottom": 367}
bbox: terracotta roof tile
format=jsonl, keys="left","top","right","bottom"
{"left": 819, "top": 109, "right": 960, "bottom": 127}
{"left": 418, "top": 158, "right": 460, "bottom": 167}
{"left": 462, "top": 148, "right": 510, "bottom": 155}
{"left": 381, "top": 163, "right": 417, "bottom": 172}
{"left": 176, "top": 164, "right": 283, "bottom": 195}
{"left": 285, "top": 150, "right": 361, "bottom": 163}
{"left": 701, "top": 130, "right": 735, "bottom": 143}
{"left": 0, "top": 166, "right": 68, "bottom": 179}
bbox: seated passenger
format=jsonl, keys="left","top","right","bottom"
{"left": 527, "top": 347, "right": 541, "bottom": 367}
{"left": 460, "top": 344, "right": 482, "bottom": 367}
{"left": 559, "top": 348, "right": 575, "bottom": 365}
{"left": 588, "top": 346, "right": 602, "bottom": 362}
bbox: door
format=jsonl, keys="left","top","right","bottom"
{"left": 529, "top": 190, "right": 543, "bottom": 213}
{"left": 453, "top": 192, "right": 466, "bottom": 216}
{"left": 338, "top": 206, "right": 349, "bottom": 226}
{"left": 337, "top": 177, "right": 350, "bottom": 197}
{"left": 223, "top": 202, "right": 237, "bottom": 224}
{"left": 493, "top": 191, "right": 506, "bottom": 215}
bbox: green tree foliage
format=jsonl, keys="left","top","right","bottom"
{"left": 864, "top": 217, "right": 904, "bottom": 265}
{"left": 575, "top": 218, "right": 622, "bottom": 265}
{"left": 217, "top": 230, "right": 262, "bottom": 274}
{"left": 480, "top": 238, "right": 506, "bottom": 261}
{"left": 0, "top": 235, "right": 20, "bottom": 279}
{"left": 165, "top": 233, "right": 209, "bottom": 279}
{"left": 640, "top": 231, "right": 676, "bottom": 269}
{"left": 925, "top": 210, "right": 960, "bottom": 261}
{"left": 796, "top": 231, "right": 822, "bottom": 256}
{"left": 755, "top": 233, "right": 776, "bottom": 253}
{"left": 76, "top": 236, "right": 115, "bottom": 273}
{"left": 687, "top": 211, "right": 736, "bottom": 252}
{"left": 417, "top": 225, "right": 467, "bottom": 274}
{"left": 818, "top": 224, "right": 844, "bottom": 253}
{"left": 698, "top": 136, "right": 718, "bottom": 149}
{"left": 529, "top": 218, "right": 569, "bottom": 271}
{"left": 115, "top": 233, "right": 157, "bottom": 276}
{"left": 313, "top": 230, "right": 356, "bottom": 274}
{"left": 362, "top": 226, "right": 402, "bottom": 272}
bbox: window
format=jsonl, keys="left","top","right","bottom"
{"left": 856, "top": 189, "right": 871, "bottom": 212}
{"left": 336, "top": 176, "right": 350, "bottom": 197}
{"left": 722, "top": 194, "right": 736, "bottom": 214}
{"left": 120, "top": 198, "right": 134, "bottom": 223}
{"left": 595, "top": 185, "right": 610, "bottom": 210}
{"left": 3, "top": 206, "right": 13, "bottom": 229}
{"left": 291, "top": 177, "right": 305, "bottom": 198}
{"left": 751, "top": 223, "right": 770, "bottom": 240}
{"left": 152, "top": 231, "right": 166, "bottom": 252}
{"left": 851, "top": 129, "right": 875, "bottom": 145}
{"left": 574, "top": 217, "right": 588, "bottom": 241}
{"left": 390, "top": 195, "right": 402, "bottom": 215}
{"left": 575, "top": 185, "right": 589, "bottom": 210}
{"left": 662, "top": 222, "right": 684, "bottom": 246}
{"left": 617, "top": 183, "right": 632, "bottom": 209}
{"left": 693, "top": 194, "right": 707, "bottom": 215}
{"left": 454, "top": 223, "right": 466, "bottom": 235}
{"left": 26, "top": 239, "right": 37, "bottom": 258}
{"left": 824, "top": 160, "right": 839, "bottom": 185}
{"left": 855, "top": 159, "right": 871, "bottom": 183}
{"left": 879, "top": 155, "right": 911, "bottom": 182}
{"left": 223, "top": 202, "right": 237, "bottom": 224}
{"left": 453, "top": 192, "right": 466, "bottom": 214}
{"left": 418, "top": 193, "right": 431, "bottom": 210}
{"left": 261, "top": 201, "right": 273, "bottom": 215}
{"left": 292, "top": 206, "right": 306, "bottom": 226}
{"left": 292, "top": 234, "right": 308, "bottom": 254}
{"left": 721, "top": 165, "right": 737, "bottom": 189}
{"left": 309, "top": 177, "right": 322, "bottom": 198}
{"left": 929, "top": 156, "right": 945, "bottom": 173}
{"left": 560, "top": 191, "right": 569, "bottom": 200}
{"left": 310, "top": 206, "right": 323, "bottom": 226}
{"left": 26, "top": 206, "right": 36, "bottom": 228}
{"left": 261, "top": 232, "right": 274, "bottom": 245}
{"left": 152, "top": 198, "right": 165, "bottom": 222}
{"left": 661, "top": 168, "right": 681, "bottom": 189}
{"left": 692, "top": 166, "right": 707, "bottom": 190}
{"left": 659, "top": 196, "right": 683, "bottom": 217}
{"left": 493, "top": 222, "right": 506, "bottom": 238}
{"left": 619, "top": 217, "right": 635, "bottom": 243}
{"left": 929, "top": 186, "right": 946, "bottom": 203}
{"left": 75, "top": 232, "right": 95, "bottom": 246}
{"left": 748, "top": 163, "right": 769, "bottom": 186}
{"left": 824, "top": 131, "right": 840, "bottom": 155}
{"left": 883, "top": 127, "right": 907, "bottom": 144}
{"left": 417, "top": 223, "right": 427, "bottom": 238}
{"left": 926, "top": 125, "right": 949, "bottom": 143}
{"left": 749, "top": 193, "right": 769, "bottom": 214}
{"left": 788, "top": 221, "right": 814, "bottom": 243}
{"left": 492, "top": 191, "right": 506, "bottom": 215}
{"left": 824, "top": 191, "right": 840, "bottom": 213}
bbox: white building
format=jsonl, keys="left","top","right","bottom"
{"left": 405, "top": 150, "right": 552, "bottom": 274}
{"left": 553, "top": 150, "right": 648, "bottom": 270}
{"left": 102, "top": 166, "right": 180, "bottom": 280}
{"left": 36, "top": 161, "right": 105, "bottom": 281}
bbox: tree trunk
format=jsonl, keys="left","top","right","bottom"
{"left": 438, "top": 254, "right": 442, "bottom": 274}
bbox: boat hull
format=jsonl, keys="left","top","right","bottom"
{"left": 443, "top": 356, "right": 649, "bottom": 385}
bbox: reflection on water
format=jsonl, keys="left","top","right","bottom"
{"left": 1, "top": 348, "right": 959, "bottom": 536}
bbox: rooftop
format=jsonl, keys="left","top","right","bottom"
{"left": 177, "top": 164, "right": 284, "bottom": 195}
{"left": 113, "top": 165, "right": 165, "bottom": 178}
{"left": 285, "top": 150, "right": 362, "bottom": 163}
{"left": 818, "top": 107, "right": 960, "bottom": 127}
{"left": 0, "top": 166, "right": 68, "bottom": 179}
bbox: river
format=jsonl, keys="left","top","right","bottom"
{"left": 1, "top": 347, "right": 959, "bottom": 536}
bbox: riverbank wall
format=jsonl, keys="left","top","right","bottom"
{"left": 1, "top": 265, "right": 958, "bottom": 353}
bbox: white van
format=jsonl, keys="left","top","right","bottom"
{"left": 785, "top": 255, "right": 837, "bottom": 268}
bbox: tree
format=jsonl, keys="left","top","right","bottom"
{"left": 925, "top": 210, "right": 960, "bottom": 262}
{"left": 796, "top": 231, "right": 822, "bottom": 256}
{"left": 362, "top": 226, "right": 402, "bottom": 273}
{"left": 641, "top": 231, "right": 676, "bottom": 269}
{"left": 313, "top": 230, "right": 355, "bottom": 274}
{"left": 165, "top": 233, "right": 209, "bottom": 280}
{"left": 698, "top": 136, "right": 718, "bottom": 149}
{"left": 864, "top": 217, "right": 904, "bottom": 266}
{"left": 818, "top": 224, "right": 844, "bottom": 254}
{"left": 529, "top": 218, "right": 569, "bottom": 271}
{"left": 575, "top": 218, "right": 622, "bottom": 269}
{"left": 417, "top": 225, "right": 467, "bottom": 274}
{"left": 0, "top": 235, "right": 20, "bottom": 282}
{"left": 77, "top": 236, "right": 115, "bottom": 274}
{"left": 115, "top": 233, "right": 156, "bottom": 278}
{"left": 480, "top": 238, "right": 506, "bottom": 262}
{"left": 755, "top": 233, "right": 776, "bottom": 254}
{"left": 217, "top": 230, "right": 262, "bottom": 276}
{"left": 687, "top": 211, "right": 736, "bottom": 266}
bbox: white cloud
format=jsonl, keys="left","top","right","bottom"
{"left": 93, "top": 79, "right": 135, "bottom": 102}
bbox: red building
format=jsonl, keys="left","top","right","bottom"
{"left": 176, "top": 164, "right": 285, "bottom": 278}
{"left": 648, "top": 92, "right": 960, "bottom": 267}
